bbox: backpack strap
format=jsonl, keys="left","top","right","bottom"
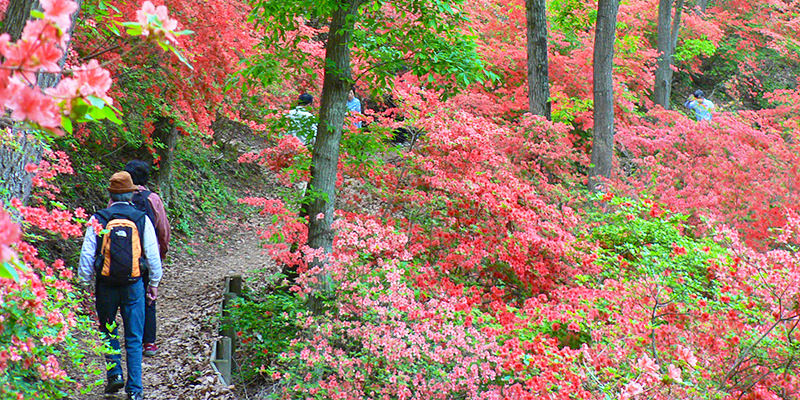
{"left": 92, "top": 210, "right": 110, "bottom": 271}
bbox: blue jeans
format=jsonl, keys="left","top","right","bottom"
{"left": 142, "top": 272, "right": 156, "bottom": 344}
{"left": 96, "top": 279, "right": 144, "bottom": 395}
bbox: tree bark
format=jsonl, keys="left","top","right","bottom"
{"left": 526, "top": 0, "right": 550, "bottom": 119}
{"left": 2, "top": 0, "right": 36, "bottom": 40}
{"left": 0, "top": 0, "right": 82, "bottom": 205}
{"left": 653, "top": 0, "right": 684, "bottom": 109}
{"left": 0, "top": 130, "right": 43, "bottom": 204}
{"left": 588, "top": 0, "right": 620, "bottom": 193}
{"left": 153, "top": 119, "right": 178, "bottom": 209}
{"left": 305, "top": 0, "right": 365, "bottom": 301}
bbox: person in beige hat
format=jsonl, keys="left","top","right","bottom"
{"left": 78, "top": 171, "right": 163, "bottom": 400}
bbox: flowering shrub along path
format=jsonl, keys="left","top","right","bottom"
{"left": 234, "top": 79, "right": 800, "bottom": 398}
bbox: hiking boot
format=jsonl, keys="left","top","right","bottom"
{"left": 104, "top": 374, "right": 124, "bottom": 394}
{"left": 127, "top": 392, "right": 144, "bottom": 400}
{"left": 143, "top": 342, "right": 158, "bottom": 357}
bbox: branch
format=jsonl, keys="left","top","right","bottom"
{"left": 81, "top": 43, "right": 122, "bottom": 61}
{"left": 721, "top": 314, "right": 798, "bottom": 390}
{"left": 669, "top": 0, "right": 685, "bottom": 53}
{"left": 352, "top": 55, "right": 415, "bottom": 85}
{"left": 649, "top": 286, "right": 665, "bottom": 368}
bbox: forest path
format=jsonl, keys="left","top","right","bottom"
{"left": 84, "top": 215, "right": 274, "bottom": 400}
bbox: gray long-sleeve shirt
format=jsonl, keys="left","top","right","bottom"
{"left": 78, "top": 202, "right": 163, "bottom": 287}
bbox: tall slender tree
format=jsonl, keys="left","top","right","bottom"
{"left": 246, "top": 0, "right": 486, "bottom": 304}
{"left": 653, "top": 0, "right": 685, "bottom": 108}
{"left": 303, "top": 0, "right": 364, "bottom": 298}
{"left": 588, "top": 0, "right": 620, "bottom": 192}
{"left": 526, "top": 0, "right": 550, "bottom": 119}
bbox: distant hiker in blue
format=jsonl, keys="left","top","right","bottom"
{"left": 347, "top": 89, "right": 362, "bottom": 128}
{"left": 684, "top": 89, "right": 715, "bottom": 121}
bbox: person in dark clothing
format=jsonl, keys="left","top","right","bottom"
{"left": 124, "top": 160, "right": 171, "bottom": 357}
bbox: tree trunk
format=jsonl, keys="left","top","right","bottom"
{"left": 526, "top": 0, "right": 550, "bottom": 119}
{"left": 305, "top": 0, "right": 365, "bottom": 302}
{"left": 653, "top": 0, "right": 684, "bottom": 109}
{"left": 588, "top": 0, "right": 620, "bottom": 193}
{"left": 153, "top": 119, "right": 178, "bottom": 208}
{"left": 2, "top": 0, "right": 36, "bottom": 40}
{"left": 697, "top": 0, "right": 708, "bottom": 13}
{"left": 0, "top": 0, "right": 82, "bottom": 205}
{"left": 0, "top": 130, "right": 43, "bottom": 204}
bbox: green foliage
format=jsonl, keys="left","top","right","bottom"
{"left": 119, "top": 20, "right": 194, "bottom": 69}
{"left": 0, "top": 258, "right": 25, "bottom": 282}
{"left": 354, "top": 0, "right": 489, "bottom": 94}
{"left": 224, "top": 273, "right": 306, "bottom": 383}
{"left": 169, "top": 136, "right": 249, "bottom": 234}
{"left": 551, "top": 95, "right": 593, "bottom": 126}
{"left": 674, "top": 38, "right": 717, "bottom": 62}
{"left": 79, "top": 0, "right": 124, "bottom": 38}
{"left": 340, "top": 126, "right": 388, "bottom": 169}
{"left": 0, "top": 280, "right": 106, "bottom": 399}
{"left": 240, "top": 0, "right": 489, "bottom": 96}
{"left": 549, "top": 0, "right": 596, "bottom": 49}
{"left": 588, "top": 195, "right": 724, "bottom": 298}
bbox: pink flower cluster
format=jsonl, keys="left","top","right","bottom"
{"left": 0, "top": 210, "right": 20, "bottom": 264}
{"left": 136, "top": 1, "right": 180, "bottom": 44}
{"left": 1, "top": 0, "right": 181, "bottom": 135}
{"left": 0, "top": 0, "right": 78, "bottom": 132}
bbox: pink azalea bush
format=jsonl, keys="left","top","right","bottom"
{"left": 235, "top": 81, "right": 800, "bottom": 399}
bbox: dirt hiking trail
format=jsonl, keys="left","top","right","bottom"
{"left": 82, "top": 215, "right": 274, "bottom": 400}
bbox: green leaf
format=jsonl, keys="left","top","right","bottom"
{"left": 88, "top": 106, "right": 105, "bottom": 121}
{"left": 30, "top": 10, "right": 44, "bottom": 19}
{"left": 86, "top": 95, "right": 107, "bottom": 108}
{"left": 72, "top": 99, "right": 90, "bottom": 118}
{"left": 0, "top": 261, "right": 20, "bottom": 281}
{"left": 169, "top": 45, "right": 194, "bottom": 70}
{"left": 62, "top": 116, "right": 73, "bottom": 134}
{"left": 103, "top": 107, "right": 123, "bottom": 124}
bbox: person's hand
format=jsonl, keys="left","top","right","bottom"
{"left": 146, "top": 285, "right": 158, "bottom": 305}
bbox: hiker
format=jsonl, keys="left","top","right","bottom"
{"left": 684, "top": 89, "right": 715, "bottom": 121}
{"left": 286, "top": 93, "right": 317, "bottom": 146}
{"left": 347, "top": 89, "right": 362, "bottom": 128}
{"left": 79, "top": 171, "right": 163, "bottom": 400}
{"left": 124, "top": 160, "right": 170, "bottom": 357}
